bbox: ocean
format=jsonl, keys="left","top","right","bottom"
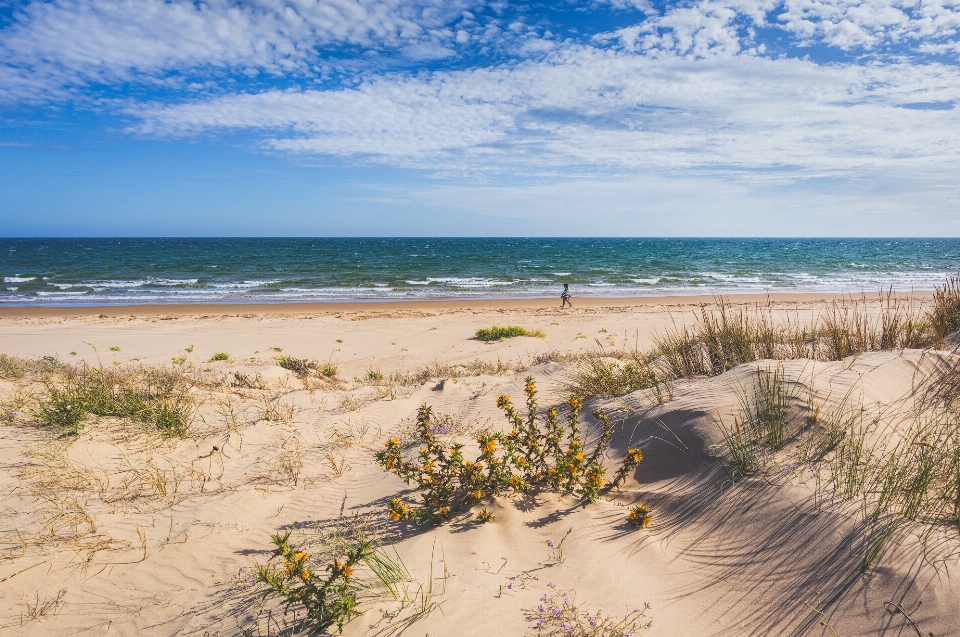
{"left": 1, "top": 238, "right": 957, "bottom": 306}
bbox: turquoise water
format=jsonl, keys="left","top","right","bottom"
{"left": 0, "top": 238, "right": 957, "bottom": 305}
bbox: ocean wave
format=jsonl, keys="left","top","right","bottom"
{"left": 2, "top": 276, "right": 36, "bottom": 283}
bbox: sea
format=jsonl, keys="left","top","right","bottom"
{"left": 1, "top": 238, "right": 958, "bottom": 306}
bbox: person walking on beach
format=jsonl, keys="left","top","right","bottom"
{"left": 561, "top": 283, "right": 572, "bottom": 308}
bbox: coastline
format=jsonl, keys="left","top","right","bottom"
{"left": 0, "top": 289, "right": 936, "bottom": 319}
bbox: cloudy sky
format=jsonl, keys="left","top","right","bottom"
{"left": 2, "top": 0, "right": 960, "bottom": 236}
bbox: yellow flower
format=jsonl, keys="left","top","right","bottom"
{"left": 343, "top": 565, "right": 353, "bottom": 577}
{"left": 284, "top": 561, "right": 293, "bottom": 574}
{"left": 438, "top": 506, "right": 449, "bottom": 516}
{"left": 497, "top": 395, "right": 511, "bottom": 408}
{"left": 509, "top": 475, "right": 521, "bottom": 486}
{"left": 517, "top": 457, "right": 527, "bottom": 466}
{"left": 388, "top": 437, "right": 399, "bottom": 446}
{"left": 295, "top": 551, "right": 308, "bottom": 561}
{"left": 568, "top": 397, "right": 581, "bottom": 410}
{"left": 472, "top": 490, "right": 484, "bottom": 499}
{"left": 484, "top": 440, "right": 497, "bottom": 453}
{"left": 301, "top": 569, "right": 311, "bottom": 580}
{"left": 574, "top": 451, "right": 584, "bottom": 462}
{"left": 390, "top": 511, "right": 400, "bottom": 521}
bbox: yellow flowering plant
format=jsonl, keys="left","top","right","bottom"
{"left": 254, "top": 531, "right": 371, "bottom": 633}
{"left": 628, "top": 504, "right": 652, "bottom": 528}
{"left": 375, "top": 377, "right": 644, "bottom": 524}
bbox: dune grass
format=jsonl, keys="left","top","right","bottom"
{"left": 30, "top": 362, "right": 197, "bottom": 437}
{"left": 475, "top": 325, "right": 545, "bottom": 341}
{"left": 566, "top": 287, "right": 955, "bottom": 403}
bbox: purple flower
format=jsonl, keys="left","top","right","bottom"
{"left": 545, "top": 539, "right": 555, "bottom": 548}
{"left": 507, "top": 581, "right": 513, "bottom": 590}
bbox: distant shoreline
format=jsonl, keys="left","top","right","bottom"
{"left": 0, "top": 289, "right": 936, "bottom": 319}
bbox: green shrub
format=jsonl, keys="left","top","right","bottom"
{"left": 375, "top": 377, "right": 640, "bottom": 524}
{"left": 255, "top": 531, "right": 370, "bottom": 633}
{"left": 475, "top": 325, "right": 545, "bottom": 341}
{"left": 208, "top": 352, "right": 230, "bottom": 362}
{"left": 277, "top": 355, "right": 317, "bottom": 377}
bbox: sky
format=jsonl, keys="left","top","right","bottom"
{"left": 2, "top": 0, "right": 960, "bottom": 236}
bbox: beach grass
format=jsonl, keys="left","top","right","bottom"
{"left": 29, "top": 362, "right": 197, "bottom": 437}
{"left": 475, "top": 325, "right": 545, "bottom": 341}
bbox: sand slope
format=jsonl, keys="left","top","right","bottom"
{"left": 1, "top": 306, "right": 957, "bottom": 636}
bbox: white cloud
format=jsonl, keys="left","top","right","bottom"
{"left": 128, "top": 45, "right": 960, "bottom": 179}
{"left": 778, "top": 0, "right": 960, "bottom": 49}
{"left": 0, "top": 0, "right": 479, "bottom": 99}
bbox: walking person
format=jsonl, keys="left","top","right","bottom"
{"left": 561, "top": 283, "right": 572, "bottom": 308}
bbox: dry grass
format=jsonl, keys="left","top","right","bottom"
{"left": 256, "top": 392, "right": 298, "bottom": 423}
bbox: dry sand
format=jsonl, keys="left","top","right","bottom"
{"left": 0, "top": 294, "right": 957, "bottom": 636}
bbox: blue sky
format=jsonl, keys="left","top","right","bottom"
{"left": 2, "top": 0, "right": 960, "bottom": 236}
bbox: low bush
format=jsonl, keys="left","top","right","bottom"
{"left": 475, "top": 325, "right": 545, "bottom": 341}
{"left": 375, "top": 377, "right": 642, "bottom": 523}
{"left": 255, "top": 531, "right": 370, "bottom": 633}
{"left": 208, "top": 352, "right": 230, "bottom": 362}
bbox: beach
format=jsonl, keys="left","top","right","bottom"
{"left": 1, "top": 292, "right": 958, "bottom": 636}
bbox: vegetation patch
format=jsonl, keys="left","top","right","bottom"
{"left": 31, "top": 363, "right": 197, "bottom": 437}
{"left": 375, "top": 378, "right": 642, "bottom": 524}
{"left": 475, "top": 325, "right": 545, "bottom": 341}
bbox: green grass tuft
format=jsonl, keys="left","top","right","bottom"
{"left": 475, "top": 325, "right": 545, "bottom": 341}
{"left": 208, "top": 352, "right": 230, "bottom": 362}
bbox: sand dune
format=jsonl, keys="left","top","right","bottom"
{"left": 1, "top": 298, "right": 957, "bottom": 636}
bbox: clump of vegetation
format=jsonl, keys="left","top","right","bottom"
{"left": 715, "top": 366, "right": 794, "bottom": 480}
{"left": 253, "top": 516, "right": 439, "bottom": 634}
{"left": 209, "top": 352, "right": 230, "bottom": 362}
{"left": 529, "top": 591, "right": 651, "bottom": 635}
{"left": 31, "top": 363, "right": 197, "bottom": 437}
{"left": 255, "top": 531, "right": 370, "bottom": 633}
{"left": 930, "top": 275, "right": 960, "bottom": 347}
{"left": 475, "top": 325, "right": 545, "bottom": 341}
{"left": 375, "top": 378, "right": 641, "bottom": 524}
{"left": 563, "top": 348, "right": 671, "bottom": 402}
{"left": 319, "top": 363, "right": 338, "bottom": 379}
{"left": 277, "top": 355, "right": 318, "bottom": 377}
{"left": 628, "top": 504, "right": 651, "bottom": 528}
{"left": 0, "top": 354, "right": 60, "bottom": 381}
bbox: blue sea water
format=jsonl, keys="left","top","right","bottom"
{"left": 0, "top": 238, "right": 957, "bottom": 306}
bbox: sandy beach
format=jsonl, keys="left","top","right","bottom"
{"left": 1, "top": 292, "right": 957, "bottom": 636}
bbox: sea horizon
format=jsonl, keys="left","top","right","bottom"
{"left": 2, "top": 237, "right": 958, "bottom": 307}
